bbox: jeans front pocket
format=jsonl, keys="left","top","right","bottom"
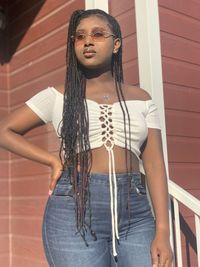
{"left": 131, "top": 174, "right": 147, "bottom": 196}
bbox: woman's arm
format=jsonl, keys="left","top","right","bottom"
{"left": 0, "top": 105, "right": 63, "bottom": 192}
{"left": 142, "top": 128, "right": 169, "bottom": 232}
{"left": 142, "top": 128, "right": 173, "bottom": 266}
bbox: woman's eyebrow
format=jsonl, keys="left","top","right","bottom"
{"left": 91, "top": 26, "right": 107, "bottom": 31}
{"left": 76, "top": 26, "right": 107, "bottom": 32}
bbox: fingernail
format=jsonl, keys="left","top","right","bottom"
{"left": 48, "top": 190, "right": 53, "bottom": 196}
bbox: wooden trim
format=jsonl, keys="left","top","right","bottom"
{"left": 85, "top": 0, "right": 108, "bottom": 12}
{"left": 135, "top": 0, "right": 167, "bottom": 149}
{"left": 135, "top": 0, "right": 175, "bottom": 253}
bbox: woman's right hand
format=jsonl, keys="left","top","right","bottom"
{"left": 48, "top": 157, "right": 64, "bottom": 195}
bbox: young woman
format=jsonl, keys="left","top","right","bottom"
{"left": 0, "top": 9, "right": 173, "bottom": 267}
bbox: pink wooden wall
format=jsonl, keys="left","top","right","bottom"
{"left": 0, "top": 65, "right": 10, "bottom": 267}
{"left": 159, "top": 1, "right": 200, "bottom": 266}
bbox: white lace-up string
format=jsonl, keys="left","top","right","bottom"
{"left": 99, "top": 104, "right": 119, "bottom": 258}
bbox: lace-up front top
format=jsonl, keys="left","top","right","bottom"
{"left": 26, "top": 86, "right": 161, "bottom": 258}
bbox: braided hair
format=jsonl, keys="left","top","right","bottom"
{"left": 59, "top": 9, "right": 132, "bottom": 239}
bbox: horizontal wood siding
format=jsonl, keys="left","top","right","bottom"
{"left": 9, "top": 1, "right": 84, "bottom": 265}
{"left": 0, "top": 12, "right": 10, "bottom": 264}
{"left": 109, "top": 0, "right": 139, "bottom": 85}
{"left": 158, "top": 0, "right": 200, "bottom": 265}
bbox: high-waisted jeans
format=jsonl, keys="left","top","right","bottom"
{"left": 42, "top": 171, "right": 155, "bottom": 267}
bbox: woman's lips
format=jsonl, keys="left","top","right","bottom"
{"left": 83, "top": 49, "right": 96, "bottom": 58}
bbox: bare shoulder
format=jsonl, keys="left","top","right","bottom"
{"left": 54, "top": 84, "right": 64, "bottom": 95}
{"left": 122, "top": 84, "right": 152, "bottom": 101}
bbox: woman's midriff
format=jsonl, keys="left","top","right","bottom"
{"left": 85, "top": 146, "right": 140, "bottom": 173}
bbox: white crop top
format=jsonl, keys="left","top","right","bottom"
{"left": 26, "top": 86, "right": 161, "bottom": 257}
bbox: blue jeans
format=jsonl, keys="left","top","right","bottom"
{"left": 42, "top": 171, "right": 155, "bottom": 267}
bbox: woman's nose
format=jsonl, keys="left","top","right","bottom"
{"left": 84, "top": 34, "right": 94, "bottom": 45}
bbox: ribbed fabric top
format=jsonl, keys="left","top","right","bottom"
{"left": 26, "top": 86, "right": 161, "bottom": 258}
{"left": 25, "top": 86, "right": 161, "bottom": 163}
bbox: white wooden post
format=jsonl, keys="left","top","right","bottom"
{"left": 85, "top": 0, "right": 108, "bottom": 12}
{"left": 134, "top": 0, "right": 175, "bottom": 254}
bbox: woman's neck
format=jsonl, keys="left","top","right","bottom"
{"left": 84, "top": 68, "right": 115, "bottom": 88}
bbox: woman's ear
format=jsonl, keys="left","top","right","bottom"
{"left": 113, "top": 38, "right": 121, "bottom": 54}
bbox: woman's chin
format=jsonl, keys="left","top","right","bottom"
{"left": 80, "top": 63, "right": 102, "bottom": 70}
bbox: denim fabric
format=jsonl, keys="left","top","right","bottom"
{"left": 42, "top": 171, "right": 155, "bottom": 267}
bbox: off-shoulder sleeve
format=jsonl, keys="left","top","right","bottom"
{"left": 25, "top": 87, "right": 56, "bottom": 123}
{"left": 145, "top": 100, "right": 161, "bottom": 129}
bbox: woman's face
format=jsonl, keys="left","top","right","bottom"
{"left": 73, "top": 15, "right": 121, "bottom": 70}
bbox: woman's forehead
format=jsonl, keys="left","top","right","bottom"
{"left": 76, "top": 15, "right": 111, "bottom": 31}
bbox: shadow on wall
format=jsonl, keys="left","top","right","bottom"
{"left": 0, "top": 0, "right": 46, "bottom": 65}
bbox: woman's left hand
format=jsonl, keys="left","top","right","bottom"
{"left": 151, "top": 233, "right": 174, "bottom": 267}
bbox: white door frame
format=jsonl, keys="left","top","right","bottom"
{"left": 85, "top": 0, "right": 108, "bottom": 12}
{"left": 134, "top": 0, "right": 168, "bottom": 165}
